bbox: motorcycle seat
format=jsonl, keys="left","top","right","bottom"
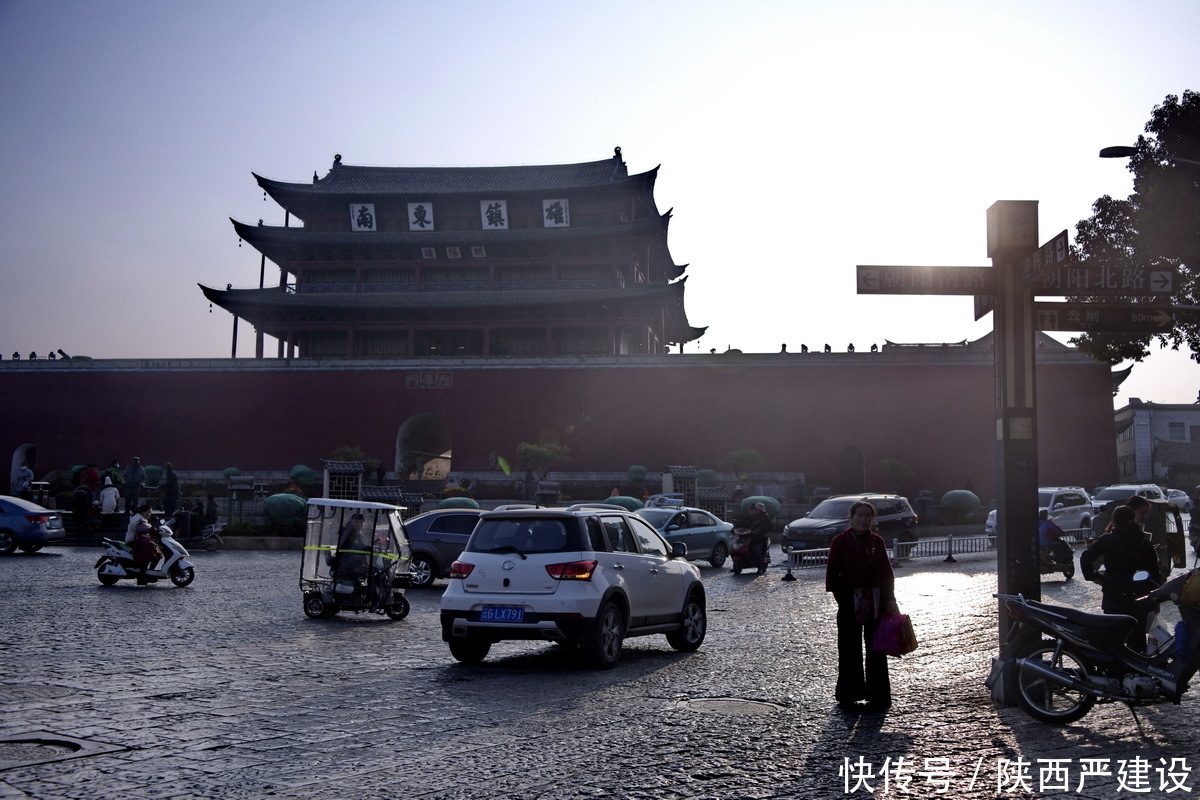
{"left": 1027, "top": 600, "right": 1137, "bottom": 632}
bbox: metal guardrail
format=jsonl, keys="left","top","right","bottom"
{"left": 785, "top": 534, "right": 1001, "bottom": 572}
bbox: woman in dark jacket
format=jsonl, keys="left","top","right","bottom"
{"left": 734, "top": 502, "right": 772, "bottom": 574}
{"left": 825, "top": 500, "right": 896, "bottom": 711}
{"left": 1080, "top": 504, "right": 1162, "bottom": 651}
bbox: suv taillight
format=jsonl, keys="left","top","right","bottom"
{"left": 545, "top": 560, "right": 598, "bottom": 581}
{"left": 449, "top": 561, "right": 475, "bottom": 579}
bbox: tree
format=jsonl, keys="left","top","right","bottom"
{"left": 1071, "top": 90, "right": 1200, "bottom": 364}
{"left": 718, "top": 449, "right": 767, "bottom": 480}
{"left": 515, "top": 441, "right": 570, "bottom": 478}
{"left": 875, "top": 458, "right": 915, "bottom": 492}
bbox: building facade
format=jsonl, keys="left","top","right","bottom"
{"left": 1114, "top": 398, "right": 1200, "bottom": 489}
{"left": 203, "top": 149, "right": 703, "bottom": 359}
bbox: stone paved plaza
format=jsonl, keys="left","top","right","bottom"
{"left": 2, "top": 543, "right": 1198, "bottom": 799}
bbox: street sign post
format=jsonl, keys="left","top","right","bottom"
{"left": 1034, "top": 303, "right": 1174, "bottom": 332}
{"left": 1022, "top": 229, "right": 1070, "bottom": 278}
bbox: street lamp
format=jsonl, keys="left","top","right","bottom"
{"left": 1100, "top": 145, "right": 1200, "bottom": 167}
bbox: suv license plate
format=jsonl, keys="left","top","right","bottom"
{"left": 480, "top": 606, "right": 524, "bottom": 623}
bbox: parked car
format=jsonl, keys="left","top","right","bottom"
{"left": 1091, "top": 484, "right": 1166, "bottom": 515}
{"left": 782, "top": 494, "right": 918, "bottom": 551}
{"left": 439, "top": 503, "right": 707, "bottom": 668}
{"left": 634, "top": 506, "right": 733, "bottom": 567}
{"left": 984, "top": 486, "right": 1093, "bottom": 535}
{"left": 1166, "top": 489, "right": 1194, "bottom": 514}
{"left": 403, "top": 508, "right": 483, "bottom": 588}
{"left": 0, "top": 495, "right": 66, "bottom": 554}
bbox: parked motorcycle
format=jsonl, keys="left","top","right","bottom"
{"left": 94, "top": 525, "right": 197, "bottom": 587}
{"left": 995, "top": 569, "right": 1200, "bottom": 724}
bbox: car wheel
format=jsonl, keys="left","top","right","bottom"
{"left": 0, "top": 530, "right": 16, "bottom": 555}
{"left": 585, "top": 602, "right": 625, "bottom": 669}
{"left": 666, "top": 592, "right": 707, "bottom": 651}
{"left": 708, "top": 541, "right": 729, "bottom": 568}
{"left": 448, "top": 638, "right": 491, "bottom": 664}
{"left": 19, "top": 544, "right": 44, "bottom": 554}
{"left": 169, "top": 565, "right": 195, "bottom": 588}
{"left": 409, "top": 554, "right": 437, "bottom": 589}
{"left": 385, "top": 595, "right": 410, "bottom": 620}
{"left": 899, "top": 531, "right": 916, "bottom": 543}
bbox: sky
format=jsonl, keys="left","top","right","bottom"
{"left": 1, "top": 0, "right": 1198, "bottom": 408}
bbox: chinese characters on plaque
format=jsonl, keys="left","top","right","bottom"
{"left": 405, "top": 372, "right": 453, "bottom": 389}
{"left": 543, "top": 198, "right": 570, "bottom": 227}
{"left": 481, "top": 200, "right": 508, "bottom": 230}
{"left": 349, "top": 203, "right": 377, "bottom": 232}
{"left": 408, "top": 202, "right": 435, "bottom": 231}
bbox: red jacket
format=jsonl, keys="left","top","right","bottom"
{"left": 825, "top": 528, "right": 895, "bottom": 597}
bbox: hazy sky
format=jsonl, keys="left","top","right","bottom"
{"left": 1, "top": 0, "right": 1198, "bottom": 408}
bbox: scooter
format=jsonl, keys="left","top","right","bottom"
{"left": 994, "top": 569, "right": 1200, "bottom": 725}
{"left": 1039, "top": 539, "right": 1075, "bottom": 579}
{"left": 730, "top": 528, "right": 768, "bottom": 575}
{"left": 95, "top": 524, "right": 197, "bottom": 587}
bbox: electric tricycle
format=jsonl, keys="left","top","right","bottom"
{"left": 300, "top": 498, "right": 411, "bottom": 620}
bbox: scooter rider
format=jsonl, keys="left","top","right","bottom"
{"left": 125, "top": 502, "right": 161, "bottom": 583}
{"left": 734, "top": 502, "right": 772, "bottom": 575}
{"left": 1038, "top": 509, "right": 1073, "bottom": 567}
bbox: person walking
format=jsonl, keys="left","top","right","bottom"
{"left": 826, "top": 500, "right": 896, "bottom": 712}
{"left": 123, "top": 457, "right": 145, "bottom": 513}
{"left": 161, "top": 463, "right": 181, "bottom": 518}
{"left": 1080, "top": 504, "right": 1162, "bottom": 651}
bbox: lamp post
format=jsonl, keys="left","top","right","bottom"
{"left": 1100, "top": 145, "right": 1200, "bottom": 167}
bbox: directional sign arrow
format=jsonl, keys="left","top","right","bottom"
{"left": 1034, "top": 303, "right": 1175, "bottom": 332}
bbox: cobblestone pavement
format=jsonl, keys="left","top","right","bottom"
{"left": 2, "top": 544, "right": 1198, "bottom": 800}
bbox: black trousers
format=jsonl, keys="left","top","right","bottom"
{"left": 835, "top": 597, "right": 890, "bottom": 704}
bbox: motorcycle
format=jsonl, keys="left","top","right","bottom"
{"left": 1039, "top": 539, "right": 1075, "bottom": 579}
{"left": 94, "top": 524, "right": 197, "bottom": 587}
{"left": 730, "top": 528, "right": 768, "bottom": 575}
{"left": 994, "top": 569, "right": 1200, "bottom": 725}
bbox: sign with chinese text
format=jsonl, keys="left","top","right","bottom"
{"left": 408, "top": 202, "right": 435, "bottom": 231}
{"left": 1029, "top": 265, "right": 1175, "bottom": 296}
{"left": 349, "top": 203, "right": 376, "bottom": 232}
{"left": 1034, "top": 303, "right": 1174, "bottom": 332}
{"left": 1022, "top": 230, "right": 1069, "bottom": 277}
{"left": 421, "top": 247, "right": 436, "bottom": 259}
{"left": 542, "top": 199, "right": 570, "bottom": 227}
{"left": 480, "top": 200, "right": 508, "bottom": 230}
{"left": 405, "top": 372, "right": 453, "bottom": 389}
{"left": 857, "top": 265, "right": 995, "bottom": 295}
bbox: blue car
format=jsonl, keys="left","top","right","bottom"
{"left": 0, "top": 495, "right": 66, "bottom": 554}
{"left": 634, "top": 506, "right": 733, "bottom": 567}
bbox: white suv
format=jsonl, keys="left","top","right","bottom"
{"left": 984, "top": 486, "right": 1093, "bottom": 535}
{"left": 440, "top": 505, "right": 707, "bottom": 669}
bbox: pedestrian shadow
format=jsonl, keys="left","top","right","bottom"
{"left": 778, "top": 705, "right": 915, "bottom": 796}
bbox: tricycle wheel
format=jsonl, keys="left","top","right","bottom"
{"left": 303, "top": 592, "right": 336, "bottom": 619}
{"left": 385, "top": 595, "right": 410, "bottom": 620}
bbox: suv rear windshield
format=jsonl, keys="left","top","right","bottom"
{"left": 467, "top": 518, "right": 583, "bottom": 554}
{"left": 809, "top": 499, "right": 858, "bottom": 519}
